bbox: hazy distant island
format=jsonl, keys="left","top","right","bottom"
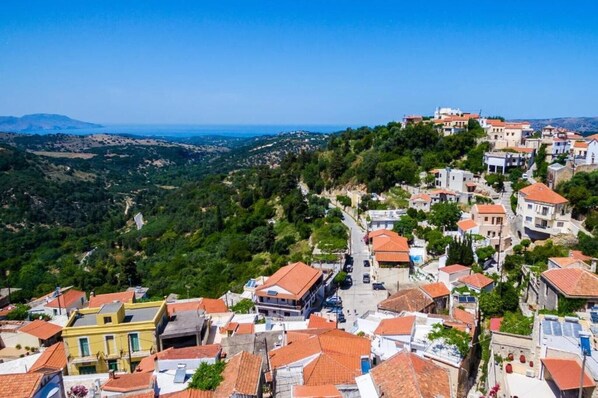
{"left": 0, "top": 113, "right": 102, "bottom": 132}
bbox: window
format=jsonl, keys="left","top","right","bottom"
{"left": 557, "top": 222, "right": 564, "bottom": 227}
{"left": 103, "top": 316, "right": 112, "bottom": 324}
{"left": 129, "top": 333, "right": 140, "bottom": 352}
{"left": 525, "top": 216, "right": 532, "bottom": 222}
{"left": 108, "top": 359, "right": 118, "bottom": 371}
{"left": 105, "top": 335, "right": 115, "bottom": 355}
{"left": 484, "top": 217, "right": 489, "bottom": 222}
{"left": 79, "top": 365, "right": 96, "bottom": 375}
{"left": 79, "top": 338, "right": 90, "bottom": 357}
{"left": 53, "top": 309, "right": 58, "bottom": 316}
{"left": 527, "top": 204, "right": 532, "bottom": 210}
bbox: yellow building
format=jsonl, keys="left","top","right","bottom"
{"left": 62, "top": 300, "right": 167, "bottom": 375}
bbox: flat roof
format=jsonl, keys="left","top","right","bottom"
{"left": 161, "top": 311, "right": 205, "bottom": 337}
{"left": 71, "top": 306, "right": 160, "bottom": 327}
{"left": 98, "top": 302, "right": 124, "bottom": 314}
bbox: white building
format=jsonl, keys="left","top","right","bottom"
{"left": 484, "top": 148, "right": 534, "bottom": 174}
{"left": 516, "top": 183, "right": 572, "bottom": 240}
{"left": 433, "top": 167, "right": 475, "bottom": 193}
{"left": 367, "top": 209, "right": 406, "bottom": 231}
{"left": 254, "top": 262, "right": 324, "bottom": 319}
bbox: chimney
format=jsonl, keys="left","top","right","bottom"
{"left": 90, "top": 291, "right": 95, "bottom": 297}
{"left": 108, "top": 370, "right": 116, "bottom": 379}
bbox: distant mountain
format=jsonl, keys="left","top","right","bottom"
{"left": 514, "top": 117, "right": 598, "bottom": 133}
{"left": 0, "top": 113, "right": 102, "bottom": 132}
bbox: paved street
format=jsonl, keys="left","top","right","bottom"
{"left": 333, "top": 207, "right": 389, "bottom": 329}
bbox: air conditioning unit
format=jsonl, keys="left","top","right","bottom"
{"left": 526, "top": 369, "right": 535, "bottom": 378}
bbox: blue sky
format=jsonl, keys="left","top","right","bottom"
{"left": 1, "top": 1, "right": 598, "bottom": 124}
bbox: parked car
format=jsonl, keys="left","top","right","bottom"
{"left": 362, "top": 273, "right": 370, "bottom": 283}
{"left": 344, "top": 275, "right": 353, "bottom": 285}
{"left": 363, "top": 259, "right": 370, "bottom": 267}
{"left": 372, "top": 282, "right": 385, "bottom": 290}
{"left": 327, "top": 306, "right": 343, "bottom": 315}
{"left": 522, "top": 173, "right": 529, "bottom": 179}
{"left": 344, "top": 264, "right": 353, "bottom": 273}
{"left": 324, "top": 296, "right": 342, "bottom": 307}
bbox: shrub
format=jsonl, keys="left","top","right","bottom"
{"left": 188, "top": 361, "right": 226, "bottom": 391}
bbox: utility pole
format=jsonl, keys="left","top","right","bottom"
{"left": 580, "top": 332, "right": 591, "bottom": 398}
{"left": 497, "top": 217, "right": 504, "bottom": 297}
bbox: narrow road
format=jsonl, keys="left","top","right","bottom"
{"left": 334, "top": 206, "right": 388, "bottom": 329}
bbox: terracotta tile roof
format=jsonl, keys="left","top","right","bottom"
{"left": 474, "top": 204, "right": 506, "bottom": 214}
{"left": 459, "top": 273, "right": 494, "bottom": 289}
{"left": 519, "top": 183, "right": 568, "bottom": 205}
{"left": 439, "top": 264, "right": 471, "bottom": 274}
{"left": 0, "top": 372, "right": 44, "bottom": 398}
{"left": 370, "top": 351, "right": 451, "bottom": 398}
{"left": 45, "top": 289, "right": 85, "bottom": 308}
{"left": 368, "top": 229, "right": 400, "bottom": 240}
{"left": 269, "top": 329, "right": 370, "bottom": 386}
{"left": 571, "top": 250, "right": 592, "bottom": 262}
{"left": 88, "top": 291, "right": 135, "bottom": 308}
{"left": 375, "top": 252, "right": 410, "bottom": 263}
{"left": 102, "top": 372, "right": 154, "bottom": 393}
{"left": 542, "top": 268, "right": 598, "bottom": 298}
{"left": 374, "top": 316, "right": 416, "bottom": 336}
{"left": 457, "top": 219, "right": 478, "bottom": 231}
{"left": 585, "top": 133, "right": 598, "bottom": 142}
{"left": 18, "top": 320, "right": 62, "bottom": 340}
{"left": 158, "top": 344, "right": 221, "bottom": 361}
{"left": 453, "top": 308, "right": 476, "bottom": 326}
{"left": 0, "top": 304, "right": 16, "bottom": 317}
{"left": 167, "top": 298, "right": 228, "bottom": 316}
{"left": 256, "top": 262, "right": 322, "bottom": 300}
{"left": 410, "top": 193, "right": 431, "bottom": 202}
{"left": 378, "top": 288, "right": 433, "bottom": 314}
{"left": 542, "top": 358, "right": 595, "bottom": 390}
{"left": 487, "top": 119, "right": 506, "bottom": 127}
{"left": 574, "top": 141, "right": 589, "bottom": 149}
{"left": 373, "top": 239, "right": 410, "bottom": 253}
{"left": 235, "top": 323, "right": 255, "bottom": 335}
{"left": 161, "top": 390, "right": 214, "bottom": 398}
{"left": 135, "top": 353, "right": 157, "bottom": 373}
{"left": 292, "top": 384, "right": 342, "bottom": 398}
{"left": 429, "top": 189, "right": 456, "bottom": 196}
{"left": 125, "top": 392, "right": 156, "bottom": 398}
{"left": 214, "top": 351, "right": 262, "bottom": 398}
{"left": 549, "top": 257, "right": 585, "bottom": 268}
{"left": 307, "top": 314, "right": 336, "bottom": 330}
{"left": 200, "top": 298, "right": 228, "bottom": 313}
{"left": 29, "top": 342, "right": 66, "bottom": 373}
{"left": 489, "top": 317, "right": 503, "bottom": 332}
{"left": 420, "top": 282, "right": 450, "bottom": 299}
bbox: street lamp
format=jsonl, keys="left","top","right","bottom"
{"left": 579, "top": 332, "right": 592, "bottom": 398}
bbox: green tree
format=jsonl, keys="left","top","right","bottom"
{"left": 476, "top": 246, "right": 496, "bottom": 262}
{"left": 188, "top": 361, "right": 226, "bottom": 391}
{"left": 392, "top": 215, "right": 418, "bottom": 239}
{"left": 231, "top": 299, "right": 254, "bottom": 314}
{"left": 500, "top": 311, "right": 533, "bottom": 336}
{"left": 427, "top": 323, "right": 471, "bottom": 357}
{"left": 429, "top": 202, "right": 461, "bottom": 230}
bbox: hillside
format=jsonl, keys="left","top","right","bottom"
{"left": 514, "top": 116, "right": 598, "bottom": 133}
{"left": 0, "top": 130, "right": 335, "bottom": 301}
{"left": 0, "top": 113, "right": 102, "bottom": 132}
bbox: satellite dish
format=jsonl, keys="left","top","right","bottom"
{"left": 278, "top": 335, "right": 283, "bottom": 342}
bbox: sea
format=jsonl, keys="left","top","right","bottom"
{"left": 20, "top": 124, "right": 355, "bottom": 138}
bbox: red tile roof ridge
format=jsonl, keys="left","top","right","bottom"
{"left": 88, "top": 291, "right": 135, "bottom": 308}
